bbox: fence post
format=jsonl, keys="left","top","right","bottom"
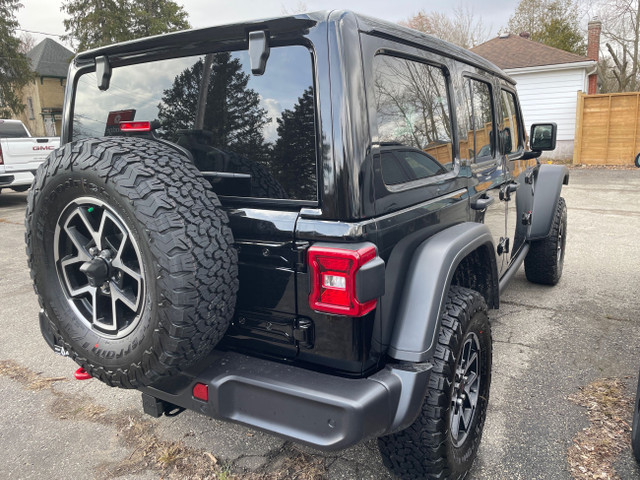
{"left": 573, "top": 91, "right": 585, "bottom": 164}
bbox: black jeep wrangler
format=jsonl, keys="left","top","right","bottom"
{"left": 26, "top": 10, "right": 567, "bottom": 479}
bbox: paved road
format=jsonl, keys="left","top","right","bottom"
{"left": 1, "top": 168, "right": 639, "bottom": 479}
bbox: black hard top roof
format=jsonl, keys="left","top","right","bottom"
{"left": 74, "top": 10, "right": 512, "bottom": 84}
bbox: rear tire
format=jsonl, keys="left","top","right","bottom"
{"left": 378, "top": 286, "right": 492, "bottom": 480}
{"left": 524, "top": 197, "right": 567, "bottom": 285}
{"left": 26, "top": 137, "right": 238, "bottom": 388}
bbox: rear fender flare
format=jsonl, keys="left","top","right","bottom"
{"left": 387, "top": 222, "right": 497, "bottom": 363}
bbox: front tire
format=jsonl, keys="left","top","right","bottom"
{"left": 524, "top": 197, "right": 567, "bottom": 285}
{"left": 378, "top": 286, "right": 492, "bottom": 479}
{"left": 632, "top": 369, "right": 640, "bottom": 462}
{"left": 26, "top": 137, "right": 238, "bottom": 388}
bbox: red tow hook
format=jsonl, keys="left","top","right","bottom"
{"left": 74, "top": 367, "right": 92, "bottom": 380}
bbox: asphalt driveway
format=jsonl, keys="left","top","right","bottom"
{"left": 1, "top": 167, "right": 639, "bottom": 479}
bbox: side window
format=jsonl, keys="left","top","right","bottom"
{"left": 72, "top": 46, "right": 317, "bottom": 201}
{"left": 500, "top": 90, "right": 522, "bottom": 155}
{"left": 373, "top": 54, "right": 453, "bottom": 177}
{"left": 381, "top": 149, "right": 447, "bottom": 185}
{"left": 458, "top": 78, "right": 494, "bottom": 164}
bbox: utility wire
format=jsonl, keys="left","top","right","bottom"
{"left": 16, "top": 28, "right": 65, "bottom": 38}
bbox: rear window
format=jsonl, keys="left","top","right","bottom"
{"left": 0, "top": 121, "right": 29, "bottom": 138}
{"left": 72, "top": 46, "right": 317, "bottom": 201}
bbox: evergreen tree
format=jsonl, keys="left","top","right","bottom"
{"left": 0, "top": 0, "right": 33, "bottom": 117}
{"left": 271, "top": 87, "right": 316, "bottom": 200}
{"left": 158, "top": 53, "right": 269, "bottom": 158}
{"left": 61, "top": 0, "right": 190, "bottom": 51}
{"left": 506, "top": 0, "right": 586, "bottom": 55}
{"left": 131, "top": 0, "right": 189, "bottom": 38}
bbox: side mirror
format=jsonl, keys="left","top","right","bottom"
{"left": 530, "top": 123, "right": 557, "bottom": 151}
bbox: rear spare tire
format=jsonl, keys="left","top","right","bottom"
{"left": 25, "top": 137, "right": 238, "bottom": 388}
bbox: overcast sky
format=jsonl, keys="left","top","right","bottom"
{"left": 16, "top": 0, "right": 519, "bottom": 50}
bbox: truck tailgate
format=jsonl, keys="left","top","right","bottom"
{"left": 2, "top": 138, "right": 59, "bottom": 171}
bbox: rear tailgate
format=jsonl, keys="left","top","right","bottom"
{"left": 2, "top": 138, "right": 59, "bottom": 172}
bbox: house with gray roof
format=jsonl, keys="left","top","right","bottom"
{"left": 471, "top": 22, "right": 601, "bottom": 160}
{"left": 16, "top": 38, "right": 74, "bottom": 136}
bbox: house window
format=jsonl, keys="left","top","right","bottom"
{"left": 27, "top": 98, "right": 35, "bottom": 120}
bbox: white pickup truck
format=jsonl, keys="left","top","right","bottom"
{"left": 0, "top": 119, "right": 60, "bottom": 193}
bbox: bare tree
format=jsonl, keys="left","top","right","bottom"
{"left": 401, "top": 4, "right": 489, "bottom": 49}
{"left": 281, "top": 1, "right": 308, "bottom": 15}
{"left": 18, "top": 32, "right": 36, "bottom": 54}
{"left": 596, "top": 0, "right": 640, "bottom": 91}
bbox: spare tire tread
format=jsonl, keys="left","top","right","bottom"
{"left": 26, "top": 137, "right": 238, "bottom": 388}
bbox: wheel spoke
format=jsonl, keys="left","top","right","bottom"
{"left": 450, "top": 409, "right": 461, "bottom": 439}
{"left": 111, "top": 282, "right": 138, "bottom": 312}
{"left": 461, "top": 405, "right": 473, "bottom": 430}
{"left": 111, "top": 234, "right": 142, "bottom": 284}
{"left": 76, "top": 208, "right": 101, "bottom": 248}
{"left": 63, "top": 224, "right": 92, "bottom": 258}
{"left": 61, "top": 252, "right": 90, "bottom": 269}
{"left": 464, "top": 352, "right": 478, "bottom": 375}
{"left": 91, "top": 289, "right": 100, "bottom": 325}
{"left": 69, "top": 284, "right": 95, "bottom": 298}
{"left": 464, "top": 372, "right": 478, "bottom": 395}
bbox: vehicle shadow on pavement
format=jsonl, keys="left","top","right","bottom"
{"left": 0, "top": 191, "right": 28, "bottom": 209}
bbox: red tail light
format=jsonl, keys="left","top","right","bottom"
{"left": 0, "top": 143, "right": 3, "bottom": 165}
{"left": 308, "top": 245, "right": 378, "bottom": 316}
{"left": 119, "top": 121, "right": 151, "bottom": 132}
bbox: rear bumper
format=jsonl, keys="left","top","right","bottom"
{"left": 139, "top": 350, "right": 431, "bottom": 450}
{"left": 0, "top": 170, "right": 35, "bottom": 188}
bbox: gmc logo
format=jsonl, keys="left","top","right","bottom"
{"left": 33, "top": 146, "right": 55, "bottom": 151}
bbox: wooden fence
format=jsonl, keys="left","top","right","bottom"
{"left": 574, "top": 91, "right": 640, "bottom": 165}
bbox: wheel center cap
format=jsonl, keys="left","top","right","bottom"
{"left": 80, "top": 255, "right": 110, "bottom": 287}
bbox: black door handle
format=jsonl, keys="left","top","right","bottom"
{"left": 471, "top": 194, "right": 495, "bottom": 210}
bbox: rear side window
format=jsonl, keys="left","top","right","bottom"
{"left": 381, "top": 149, "right": 447, "bottom": 185}
{"left": 0, "top": 121, "right": 29, "bottom": 138}
{"left": 72, "top": 46, "right": 317, "bottom": 201}
{"left": 458, "top": 78, "right": 494, "bottom": 164}
{"left": 373, "top": 54, "right": 453, "bottom": 174}
{"left": 500, "top": 90, "right": 522, "bottom": 154}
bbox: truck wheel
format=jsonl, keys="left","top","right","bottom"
{"left": 632, "top": 369, "right": 640, "bottom": 463}
{"left": 377, "top": 286, "right": 492, "bottom": 480}
{"left": 25, "top": 137, "right": 238, "bottom": 388}
{"left": 524, "top": 197, "right": 567, "bottom": 285}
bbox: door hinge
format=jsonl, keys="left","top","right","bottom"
{"left": 497, "top": 237, "right": 510, "bottom": 256}
{"left": 293, "top": 318, "right": 314, "bottom": 349}
{"left": 292, "top": 241, "right": 309, "bottom": 271}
